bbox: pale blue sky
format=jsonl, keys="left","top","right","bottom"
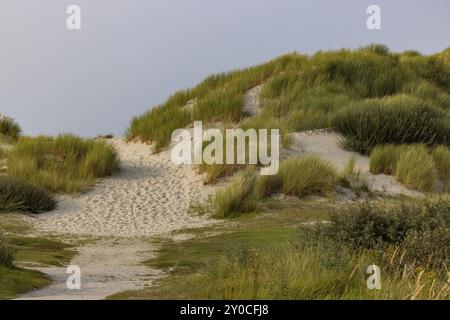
{"left": 1, "top": 0, "right": 449, "bottom": 136}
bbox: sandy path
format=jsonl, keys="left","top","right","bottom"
{"left": 18, "top": 139, "right": 216, "bottom": 300}
{"left": 28, "top": 139, "right": 214, "bottom": 237}
{"left": 19, "top": 238, "right": 162, "bottom": 300}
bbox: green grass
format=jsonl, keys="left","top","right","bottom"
{"left": 432, "top": 145, "right": 450, "bottom": 191}
{"left": 0, "top": 265, "right": 50, "bottom": 300}
{"left": 0, "top": 176, "right": 56, "bottom": 213}
{"left": 0, "top": 215, "right": 76, "bottom": 299}
{"left": 395, "top": 145, "right": 438, "bottom": 192}
{"left": 6, "top": 134, "right": 119, "bottom": 193}
{"left": 369, "top": 145, "right": 407, "bottom": 175}
{"left": 0, "top": 114, "right": 21, "bottom": 143}
{"left": 0, "top": 232, "right": 14, "bottom": 267}
{"left": 278, "top": 155, "right": 337, "bottom": 197}
{"left": 332, "top": 95, "right": 448, "bottom": 154}
{"left": 213, "top": 169, "right": 257, "bottom": 218}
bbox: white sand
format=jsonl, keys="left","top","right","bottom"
{"left": 27, "top": 139, "right": 216, "bottom": 237}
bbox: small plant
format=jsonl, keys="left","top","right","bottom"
{"left": 395, "top": 145, "right": 437, "bottom": 192}
{"left": 0, "top": 176, "right": 56, "bottom": 213}
{"left": 0, "top": 114, "right": 21, "bottom": 143}
{"left": 279, "top": 155, "right": 337, "bottom": 197}
{"left": 432, "top": 145, "right": 450, "bottom": 191}
{"left": 213, "top": 170, "right": 256, "bottom": 218}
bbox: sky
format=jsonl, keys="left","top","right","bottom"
{"left": 1, "top": 0, "right": 449, "bottom": 137}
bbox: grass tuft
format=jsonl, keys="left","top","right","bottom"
{"left": 395, "top": 145, "right": 437, "bottom": 192}
{"left": 0, "top": 176, "right": 56, "bottom": 213}
{"left": 279, "top": 155, "right": 337, "bottom": 197}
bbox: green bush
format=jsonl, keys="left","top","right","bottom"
{"left": 279, "top": 156, "right": 336, "bottom": 197}
{"left": 395, "top": 145, "right": 437, "bottom": 192}
{"left": 7, "top": 134, "right": 119, "bottom": 193}
{"left": 0, "top": 115, "right": 21, "bottom": 143}
{"left": 332, "top": 95, "right": 448, "bottom": 154}
{"left": 432, "top": 145, "right": 450, "bottom": 191}
{"left": 213, "top": 170, "right": 256, "bottom": 218}
{"left": 0, "top": 176, "right": 56, "bottom": 213}
{"left": 369, "top": 145, "right": 407, "bottom": 175}
{"left": 319, "top": 198, "right": 450, "bottom": 267}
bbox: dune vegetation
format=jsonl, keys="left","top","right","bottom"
{"left": 212, "top": 156, "right": 339, "bottom": 218}
{"left": 0, "top": 176, "right": 56, "bottom": 213}
{"left": 5, "top": 134, "right": 119, "bottom": 194}
{"left": 369, "top": 144, "right": 450, "bottom": 192}
{"left": 204, "top": 198, "right": 450, "bottom": 299}
{"left": 128, "top": 45, "right": 449, "bottom": 157}
{"left": 0, "top": 114, "right": 21, "bottom": 143}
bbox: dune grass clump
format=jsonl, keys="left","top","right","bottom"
{"left": 332, "top": 95, "right": 447, "bottom": 154}
{"left": 0, "top": 115, "right": 21, "bottom": 143}
{"left": 0, "top": 176, "right": 56, "bottom": 213}
{"left": 213, "top": 170, "right": 256, "bottom": 218}
{"left": 278, "top": 156, "right": 337, "bottom": 197}
{"left": 7, "top": 134, "right": 119, "bottom": 193}
{"left": 432, "top": 145, "right": 450, "bottom": 191}
{"left": 395, "top": 145, "right": 437, "bottom": 192}
{"left": 369, "top": 145, "right": 407, "bottom": 175}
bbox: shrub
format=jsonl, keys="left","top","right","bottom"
{"left": 0, "top": 176, "right": 56, "bottom": 213}
{"left": 320, "top": 198, "right": 450, "bottom": 267}
{"left": 395, "top": 145, "right": 437, "bottom": 192}
{"left": 332, "top": 95, "right": 448, "bottom": 154}
{"left": 279, "top": 156, "right": 336, "bottom": 197}
{"left": 7, "top": 134, "right": 119, "bottom": 193}
{"left": 0, "top": 232, "right": 14, "bottom": 267}
{"left": 369, "top": 145, "right": 407, "bottom": 175}
{"left": 432, "top": 145, "right": 450, "bottom": 191}
{"left": 0, "top": 114, "right": 21, "bottom": 143}
{"left": 213, "top": 170, "right": 256, "bottom": 218}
